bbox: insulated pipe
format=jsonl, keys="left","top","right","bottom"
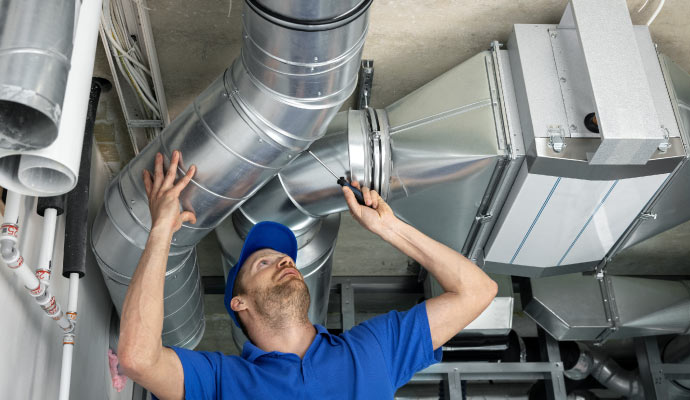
{"left": 0, "top": 0, "right": 76, "bottom": 150}
{"left": 63, "top": 79, "right": 102, "bottom": 278}
{"left": 91, "top": 0, "right": 371, "bottom": 348}
{"left": 0, "top": 0, "right": 104, "bottom": 196}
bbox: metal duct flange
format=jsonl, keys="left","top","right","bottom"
{"left": 251, "top": 0, "right": 367, "bottom": 25}
{"left": 91, "top": 0, "right": 370, "bottom": 348}
{"left": 0, "top": 0, "right": 76, "bottom": 150}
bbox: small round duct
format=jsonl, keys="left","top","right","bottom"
{"left": 0, "top": 0, "right": 103, "bottom": 196}
{"left": 0, "top": 0, "right": 76, "bottom": 150}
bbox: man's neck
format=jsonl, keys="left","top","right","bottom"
{"left": 249, "top": 320, "right": 317, "bottom": 359}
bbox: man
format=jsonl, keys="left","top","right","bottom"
{"left": 118, "top": 150, "right": 498, "bottom": 399}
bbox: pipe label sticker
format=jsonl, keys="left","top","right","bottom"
{"left": 1, "top": 224, "right": 18, "bottom": 237}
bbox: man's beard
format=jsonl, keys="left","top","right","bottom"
{"left": 249, "top": 276, "right": 311, "bottom": 328}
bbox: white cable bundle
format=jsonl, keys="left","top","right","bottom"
{"left": 101, "top": 0, "right": 161, "bottom": 121}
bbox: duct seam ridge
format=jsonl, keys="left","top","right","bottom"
{"left": 240, "top": 22, "right": 369, "bottom": 70}
{"left": 236, "top": 51, "right": 360, "bottom": 109}
{"left": 0, "top": 47, "right": 72, "bottom": 66}
{"left": 277, "top": 173, "right": 323, "bottom": 218}
{"left": 0, "top": 84, "right": 62, "bottom": 122}
{"left": 189, "top": 98, "right": 284, "bottom": 171}
{"left": 388, "top": 98, "right": 493, "bottom": 135}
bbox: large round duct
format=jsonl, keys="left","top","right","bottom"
{"left": 215, "top": 177, "right": 340, "bottom": 348}
{"left": 0, "top": 0, "right": 76, "bottom": 150}
{"left": 91, "top": 0, "right": 370, "bottom": 348}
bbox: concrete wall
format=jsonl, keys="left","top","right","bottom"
{"left": 0, "top": 148, "right": 135, "bottom": 399}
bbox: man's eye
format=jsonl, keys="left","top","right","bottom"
{"left": 259, "top": 260, "right": 270, "bottom": 266}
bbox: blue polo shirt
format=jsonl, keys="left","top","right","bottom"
{"left": 158, "top": 301, "right": 442, "bottom": 399}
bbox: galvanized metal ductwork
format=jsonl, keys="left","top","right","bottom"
{"left": 0, "top": 0, "right": 76, "bottom": 150}
{"left": 277, "top": 50, "right": 521, "bottom": 252}
{"left": 91, "top": 0, "right": 371, "bottom": 348}
{"left": 524, "top": 274, "right": 690, "bottom": 341}
{"left": 232, "top": 49, "right": 521, "bottom": 336}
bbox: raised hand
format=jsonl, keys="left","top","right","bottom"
{"left": 142, "top": 150, "right": 197, "bottom": 233}
{"left": 342, "top": 181, "right": 397, "bottom": 237}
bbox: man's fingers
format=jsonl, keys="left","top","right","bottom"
{"left": 152, "top": 153, "right": 164, "bottom": 195}
{"left": 371, "top": 189, "right": 380, "bottom": 209}
{"left": 361, "top": 185, "right": 373, "bottom": 206}
{"left": 350, "top": 180, "right": 361, "bottom": 189}
{"left": 180, "top": 210, "right": 197, "bottom": 225}
{"left": 162, "top": 150, "right": 180, "bottom": 190}
{"left": 172, "top": 164, "right": 196, "bottom": 195}
{"left": 143, "top": 170, "right": 153, "bottom": 198}
{"left": 342, "top": 186, "right": 362, "bottom": 216}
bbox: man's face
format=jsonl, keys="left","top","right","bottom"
{"left": 235, "top": 248, "right": 310, "bottom": 323}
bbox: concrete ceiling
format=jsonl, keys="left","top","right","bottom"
{"left": 92, "top": 0, "right": 690, "bottom": 169}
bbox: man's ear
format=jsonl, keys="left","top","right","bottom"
{"left": 230, "top": 295, "right": 248, "bottom": 312}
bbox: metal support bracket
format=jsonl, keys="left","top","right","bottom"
{"left": 356, "top": 60, "right": 374, "bottom": 109}
{"left": 340, "top": 280, "right": 355, "bottom": 331}
{"left": 594, "top": 271, "right": 619, "bottom": 345}
{"left": 538, "top": 328, "right": 567, "bottom": 400}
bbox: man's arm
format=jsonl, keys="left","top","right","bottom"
{"left": 118, "top": 151, "right": 197, "bottom": 400}
{"left": 343, "top": 184, "right": 498, "bottom": 350}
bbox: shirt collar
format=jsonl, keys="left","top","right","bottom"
{"left": 240, "top": 324, "right": 332, "bottom": 363}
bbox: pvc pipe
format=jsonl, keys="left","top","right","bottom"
{"left": 4, "top": 190, "right": 21, "bottom": 224}
{"left": 36, "top": 208, "right": 58, "bottom": 283}
{"left": 58, "top": 273, "right": 80, "bottom": 400}
{"left": 58, "top": 338, "right": 74, "bottom": 400}
{"left": 67, "top": 273, "right": 79, "bottom": 313}
{"left": 0, "top": 0, "right": 104, "bottom": 196}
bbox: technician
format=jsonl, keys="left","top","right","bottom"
{"left": 117, "top": 150, "right": 498, "bottom": 399}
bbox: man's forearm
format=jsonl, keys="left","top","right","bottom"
{"left": 378, "top": 218, "right": 494, "bottom": 296}
{"left": 119, "top": 225, "right": 173, "bottom": 370}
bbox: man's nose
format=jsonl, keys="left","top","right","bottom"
{"left": 278, "top": 256, "right": 294, "bottom": 269}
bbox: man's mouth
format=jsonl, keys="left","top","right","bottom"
{"left": 278, "top": 268, "right": 300, "bottom": 281}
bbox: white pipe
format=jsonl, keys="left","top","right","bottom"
{"left": 58, "top": 339, "right": 75, "bottom": 400}
{"left": 67, "top": 273, "right": 79, "bottom": 312}
{"left": 0, "top": 0, "right": 104, "bottom": 196}
{"left": 58, "top": 273, "right": 80, "bottom": 400}
{"left": 4, "top": 190, "right": 21, "bottom": 224}
{"left": 1, "top": 191, "right": 41, "bottom": 293}
{"left": 36, "top": 207, "right": 58, "bottom": 283}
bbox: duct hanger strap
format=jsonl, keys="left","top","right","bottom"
{"left": 244, "top": 0, "right": 373, "bottom": 31}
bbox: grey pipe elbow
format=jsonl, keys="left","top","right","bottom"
{"left": 565, "top": 344, "right": 644, "bottom": 400}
